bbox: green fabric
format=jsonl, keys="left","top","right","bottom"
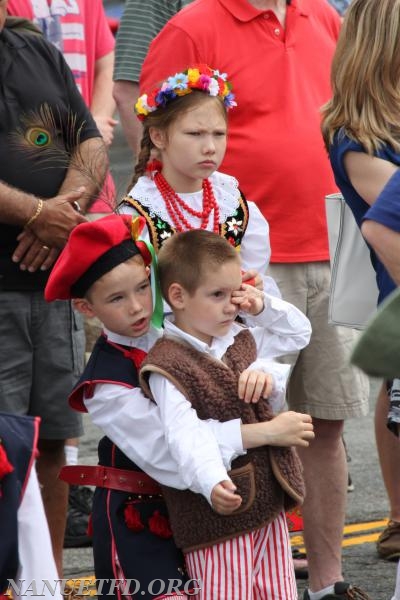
{"left": 351, "top": 287, "right": 400, "bottom": 379}
{"left": 143, "top": 240, "right": 164, "bottom": 329}
{"left": 113, "top": 0, "right": 192, "bottom": 83}
{"left": 5, "top": 16, "right": 42, "bottom": 35}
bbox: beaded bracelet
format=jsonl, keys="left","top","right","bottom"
{"left": 25, "top": 199, "right": 43, "bottom": 228}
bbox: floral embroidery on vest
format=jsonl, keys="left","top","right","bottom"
{"left": 121, "top": 192, "right": 249, "bottom": 255}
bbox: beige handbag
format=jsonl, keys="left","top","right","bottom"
{"left": 325, "top": 193, "right": 379, "bottom": 329}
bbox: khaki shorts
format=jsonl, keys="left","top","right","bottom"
{"left": 268, "top": 262, "right": 369, "bottom": 420}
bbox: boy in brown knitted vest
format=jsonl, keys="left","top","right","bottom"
{"left": 140, "top": 229, "right": 314, "bottom": 599}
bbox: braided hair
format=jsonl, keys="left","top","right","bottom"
{"left": 127, "top": 91, "right": 227, "bottom": 192}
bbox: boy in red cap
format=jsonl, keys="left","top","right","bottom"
{"left": 46, "top": 213, "right": 192, "bottom": 598}
{"left": 45, "top": 214, "right": 313, "bottom": 599}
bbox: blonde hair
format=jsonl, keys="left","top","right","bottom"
{"left": 127, "top": 92, "right": 227, "bottom": 191}
{"left": 321, "top": 0, "right": 400, "bottom": 154}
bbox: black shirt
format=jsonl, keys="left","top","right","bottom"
{"left": 0, "top": 26, "right": 100, "bottom": 290}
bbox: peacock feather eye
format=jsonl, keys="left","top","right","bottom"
{"left": 25, "top": 127, "right": 51, "bottom": 147}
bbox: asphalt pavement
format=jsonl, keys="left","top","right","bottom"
{"left": 63, "top": 126, "right": 399, "bottom": 599}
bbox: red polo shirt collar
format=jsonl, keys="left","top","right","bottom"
{"left": 217, "top": 0, "right": 309, "bottom": 22}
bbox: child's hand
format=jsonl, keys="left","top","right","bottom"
{"left": 211, "top": 480, "right": 242, "bottom": 515}
{"left": 263, "top": 411, "right": 315, "bottom": 447}
{"left": 238, "top": 369, "right": 274, "bottom": 403}
{"left": 241, "top": 269, "right": 263, "bottom": 291}
{"left": 231, "top": 283, "right": 264, "bottom": 315}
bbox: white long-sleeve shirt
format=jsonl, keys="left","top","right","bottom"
{"left": 148, "top": 294, "right": 311, "bottom": 501}
{"left": 84, "top": 289, "right": 310, "bottom": 503}
{"left": 84, "top": 326, "right": 244, "bottom": 496}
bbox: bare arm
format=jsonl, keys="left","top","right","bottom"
{"left": 362, "top": 221, "right": 400, "bottom": 286}
{"left": 11, "top": 136, "right": 108, "bottom": 271}
{"left": 0, "top": 181, "right": 45, "bottom": 227}
{"left": 91, "top": 52, "right": 118, "bottom": 147}
{"left": 113, "top": 80, "right": 143, "bottom": 156}
{"left": 57, "top": 135, "right": 108, "bottom": 210}
{"left": 2, "top": 181, "right": 85, "bottom": 272}
{"left": 343, "top": 151, "right": 398, "bottom": 206}
{"left": 240, "top": 412, "right": 314, "bottom": 449}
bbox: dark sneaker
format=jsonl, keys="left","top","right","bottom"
{"left": 64, "top": 505, "right": 92, "bottom": 548}
{"left": 63, "top": 485, "right": 94, "bottom": 548}
{"left": 377, "top": 519, "right": 400, "bottom": 560}
{"left": 68, "top": 484, "right": 93, "bottom": 515}
{"left": 303, "top": 582, "right": 372, "bottom": 599}
{"left": 292, "top": 548, "right": 308, "bottom": 580}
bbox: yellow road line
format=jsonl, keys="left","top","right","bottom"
{"left": 291, "top": 518, "right": 387, "bottom": 552}
{"left": 65, "top": 578, "right": 97, "bottom": 596}
{"left": 342, "top": 532, "right": 380, "bottom": 547}
{"left": 344, "top": 520, "right": 387, "bottom": 534}
{"left": 68, "top": 521, "right": 389, "bottom": 593}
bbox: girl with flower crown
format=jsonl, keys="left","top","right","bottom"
{"left": 117, "top": 65, "right": 310, "bottom": 596}
{"left": 119, "top": 64, "right": 279, "bottom": 298}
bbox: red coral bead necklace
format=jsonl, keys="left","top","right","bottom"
{"left": 154, "top": 171, "right": 220, "bottom": 234}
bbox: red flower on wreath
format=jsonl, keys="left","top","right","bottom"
{"left": 148, "top": 510, "right": 173, "bottom": 539}
{"left": 124, "top": 503, "right": 144, "bottom": 532}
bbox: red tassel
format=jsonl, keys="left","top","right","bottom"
{"left": 124, "top": 503, "right": 145, "bottom": 532}
{"left": 0, "top": 441, "right": 14, "bottom": 481}
{"left": 148, "top": 510, "right": 173, "bottom": 539}
{"left": 286, "top": 507, "right": 304, "bottom": 532}
{"left": 86, "top": 513, "right": 93, "bottom": 537}
{"left": 145, "top": 159, "right": 163, "bottom": 175}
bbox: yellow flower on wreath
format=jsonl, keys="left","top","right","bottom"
{"left": 187, "top": 68, "right": 201, "bottom": 84}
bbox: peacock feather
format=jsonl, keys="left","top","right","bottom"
{"left": 10, "top": 102, "right": 111, "bottom": 207}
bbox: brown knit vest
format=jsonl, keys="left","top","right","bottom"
{"left": 140, "top": 329, "right": 305, "bottom": 552}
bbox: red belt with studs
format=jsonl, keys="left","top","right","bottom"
{"left": 59, "top": 465, "right": 162, "bottom": 495}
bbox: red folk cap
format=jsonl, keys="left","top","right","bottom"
{"left": 45, "top": 214, "right": 151, "bottom": 301}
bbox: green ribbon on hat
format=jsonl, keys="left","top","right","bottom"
{"left": 130, "top": 216, "right": 164, "bottom": 330}
{"left": 142, "top": 240, "right": 164, "bottom": 330}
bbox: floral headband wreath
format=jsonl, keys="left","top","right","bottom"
{"left": 135, "top": 64, "right": 237, "bottom": 121}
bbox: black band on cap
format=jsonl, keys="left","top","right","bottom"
{"left": 71, "top": 239, "right": 141, "bottom": 297}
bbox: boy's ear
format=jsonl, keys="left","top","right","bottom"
{"left": 149, "top": 126, "right": 166, "bottom": 150}
{"left": 73, "top": 298, "right": 95, "bottom": 318}
{"left": 167, "top": 282, "right": 186, "bottom": 310}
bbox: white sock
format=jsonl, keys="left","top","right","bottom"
{"left": 308, "top": 585, "right": 335, "bottom": 600}
{"left": 64, "top": 444, "right": 79, "bottom": 466}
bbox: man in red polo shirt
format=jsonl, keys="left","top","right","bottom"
{"left": 139, "top": 2, "right": 370, "bottom": 599}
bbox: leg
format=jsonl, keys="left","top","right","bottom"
{"left": 36, "top": 438, "right": 68, "bottom": 577}
{"left": 185, "top": 536, "right": 254, "bottom": 600}
{"left": 253, "top": 511, "right": 297, "bottom": 600}
{"left": 186, "top": 518, "right": 296, "bottom": 600}
{"left": 297, "top": 418, "right": 346, "bottom": 591}
{"left": 32, "top": 298, "right": 85, "bottom": 574}
{"left": 375, "top": 381, "right": 400, "bottom": 560}
{"left": 375, "top": 382, "right": 400, "bottom": 522}
{"left": 268, "top": 262, "right": 369, "bottom": 595}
